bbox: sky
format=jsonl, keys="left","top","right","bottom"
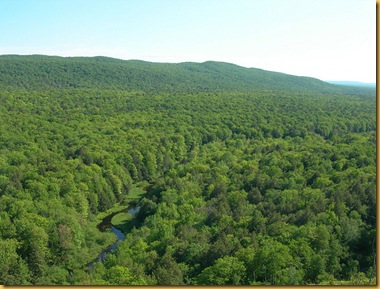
{"left": 0, "top": 0, "right": 376, "bottom": 82}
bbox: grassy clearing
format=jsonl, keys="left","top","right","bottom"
{"left": 111, "top": 212, "right": 132, "bottom": 227}
{"left": 96, "top": 202, "right": 128, "bottom": 221}
{"left": 111, "top": 210, "right": 139, "bottom": 233}
{"left": 126, "top": 186, "right": 145, "bottom": 199}
{"left": 112, "top": 213, "right": 140, "bottom": 233}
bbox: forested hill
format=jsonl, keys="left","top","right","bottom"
{"left": 0, "top": 54, "right": 361, "bottom": 94}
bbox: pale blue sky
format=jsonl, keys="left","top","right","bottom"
{"left": 0, "top": 0, "right": 376, "bottom": 82}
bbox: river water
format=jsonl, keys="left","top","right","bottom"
{"left": 87, "top": 205, "right": 141, "bottom": 269}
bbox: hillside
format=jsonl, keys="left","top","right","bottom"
{"left": 0, "top": 54, "right": 357, "bottom": 94}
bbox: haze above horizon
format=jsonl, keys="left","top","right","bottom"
{"left": 0, "top": 0, "right": 375, "bottom": 83}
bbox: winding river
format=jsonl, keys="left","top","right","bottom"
{"left": 87, "top": 204, "right": 141, "bottom": 270}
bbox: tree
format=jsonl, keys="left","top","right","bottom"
{"left": 16, "top": 222, "right": 50, "bottom": 279}
{"left": 106, "top": 266, "right": 133, "bottom": 285}
{"left": 153, "top": 254, "right": 184, "bottom": 285}
{"left": 252, "top": 239, "right": 300, "bottom": 285}
{"left": 197, "top": 256, "right": 246, "bottom": 285}
{"left": 0, "top": 238, "right": 30, "bottom": 285}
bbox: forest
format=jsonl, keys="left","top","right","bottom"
{"left": 0, "top": 55, "right": 376, "bottom": 285}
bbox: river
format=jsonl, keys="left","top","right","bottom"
{"left": 87, "top": 204, "right": 141, "bottom": 270}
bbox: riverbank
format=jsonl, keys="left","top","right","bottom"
{"left": 85, "top": 185, "right": 146, "bottom": 269}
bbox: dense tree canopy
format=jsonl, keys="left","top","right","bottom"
{"left": 0, "top": 56, "right": 376, "bottom": 285}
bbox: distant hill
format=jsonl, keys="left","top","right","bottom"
{"left": 326, "top": 81, "right": 376, "bottom": 88}
{"left": 0, "top": 55, "right": 373, "bottom": 95}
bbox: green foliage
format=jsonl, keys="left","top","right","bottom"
{"left": 0, "top": 55, "right": 375, "bottom": 285}
{"left": 0, "top": 239, "right": 30, "bottom": 284}
{"left": 197, "top": 256, "right": 246, "bottom": 285}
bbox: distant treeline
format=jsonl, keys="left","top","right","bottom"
{"left": 0, "top": 55, "right": 374, "bottom": 95}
